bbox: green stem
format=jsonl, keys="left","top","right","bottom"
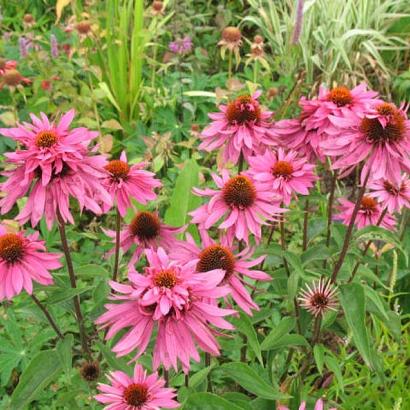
{"left": 112, "top": 208, "right": 122, "bottom": 282}
{"left": 228, "top": 50, "right": 232, "bottom": 81}
{"left": 323, "top": 170, "right": 337, "bottom": 269}
{"left": 302, "top": 198, "right": 309, "bottom": 251}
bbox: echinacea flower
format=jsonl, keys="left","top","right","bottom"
{"left": 199, "top": 91, "right": 273, "bottom": 165}
{"left": 104, "top": 211, "right": 184, "bottom": 264}
{"left": 335, "top": 195, "right": 396, "bottom": 230}
{"left": 247, "top": 148, "right": 317, "bottom": 205}
{"left": 96, "top": 248, "right": 234, "bottom": 372}
{"left": 80, "top": 360, "right": 100, "bottom": 382}
{"left": 151, "top": 0, "right": 165, "bottom": 16}
{"left": 298, "top": 278, "right": 338, "bottom": 317}
{"left": 0, "top": 69, "right": 31, "bottom": 90}
{"left": 190, "top": 170, "right": 284, "bottom": 243}
{"left": 103, "top": 151, "right": 161, "bottom": 217}
{"left": 270, "top": 84, "right": 379, "bottom": 162}
{"left": 321, "top": 102, "right": 410, "bottom": 183}
{"left": 95, "top": 363, "right": 179, "bottom": 409}
{"left": 218, "top": 26, "right": 242, "bottom": 61}
{"left": 0, "top": 224, "right": 62, "bottom": 300}
{"left": 368, "top": 175, "right": 410, "bottom": 213}
{"left": 0, "top": 110, "right": 111, "bottom": 228}
{"left": 170, "top": 230, "right": 270, "bottom": 314}
{"left": 0, "top": 58, "right": 17, "bottom": 76}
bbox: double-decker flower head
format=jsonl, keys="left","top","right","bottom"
{"left": 190, "top": 170, "right": 285, "bottom": 243}
{"left": 95, "top": 363, "right": 179, "bottom": 409}
{"left": 247, "top": 148, "right": 317, "bottom": 205}
{"left": 322, "top": 102, "right": 410, "bottom": 183}
{"left": 170, "top": 231, "right": 270, "bottom": 314}
{"left": 199, "top": 91, "right": 273, "bottom": 166}
{"left": 0, "top": 224, "right": 62, "bottom": 300}
{"left": 0, "top": 110, "right": 112, "bottom": 228}
{"left": 368, "top": 175, "right": 410, "bottom": 213}
{"left": 96, "top": 248, "right": 235, "bottom": 372}
{"left": 103, "top": 151, "right": 161, "bottom": 216}
{"left": 335, "top": 195, "right": 396, "bottom": 230}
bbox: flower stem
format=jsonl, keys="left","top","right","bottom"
{"left": 348, "top": 208, "right": 388, "bottom": 283}
{"left": 163, "top": 368, "right": 169, "bottom": 386}
{"left": 302, "top": 198, "right": 309, "bottom": 251}
{"left": 205, "top": 353, "right": 213, "bottom": 391}
{"left": 323, "top": 171, "right": 338, "bottom": 268}
{"left": 228, "top": 51, "right": 232, "bottom": 81}
{"left": 312, "top": 315, "right": 322, "bottom": 346}
{"left": 57, "top": 212, "right": 91, "bottom": 358}
{"left": 112, "top": 208, "right": 122, "bottom": 282}
{"left": 31, "top": 293, "right": 64, "bottom": 340}
{"left": 330, "top": 167, "right": 371, "bottom": 283}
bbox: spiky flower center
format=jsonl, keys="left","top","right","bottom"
{"left": 222, "top": 26, "right": 241, "bottom": 43}
{"left": 328, "top": 86, "right": 353, "bottom": 107}
{"left": 76, "top": 21, "right": 92, "bottom": 34}
{"left": 360, "top": 104, "right": 405, "bottom": 144}
{"left": 226, "top": 95, "right": 261, "bottom": 124}
{"left": 360, "top": 196, "right": 377, "bottom": 213}
{"left": 105, "top": 160, "right": 130, "bottom": 180}
{"left": 223, "top": 175, "right": 256, "bottom": 209}
{"left": 311, "top": 293, "right": 329, "bottom": 308}
{"left": 153, "top": 269, "right": 178, "bottom": 289}
{"left": 129, "top": 211, "right": 160, "bottom": 241}
{"left": 80, "top": 361, "right": 100, "bottom": 382}
{"left": 123, "top": 383, "right": 149, "bottom": 407}
{"left": 272, "top": 160, "right": 294, "bottom": 178}
{"left": 383, "top": 180, "right": 401, "bottom": 195}
{"left": 35, "top": 130, "right": 58, "bottom": 148}
{"left": 152, "top": 0, "right": 163, "bottom": 11}
{"left": 3, "top": 69, "right": 23, "bottom": 86}
{"left": 23, "top": 14, "right": 34, "bottom": 23}
{"left": 0, "top": 233, "right": 24, "bottom": 263}
{"left": 197, "top": 245, "right": 235, "bottom": 277}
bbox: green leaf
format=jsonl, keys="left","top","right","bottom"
{"left": 221, "top": 362, "right": 288, "bottom": 400}
{"left": 165, "top": 159, "right": 201, "bottom": 230}
{"left": 57, "top": 335, "right": 73, "bottom": 374}
{"left": 313, "top": 344, "right": 325, "bottom": 375}
{"left": 183, "top": 392, "right": 244, "bottom": 410}
{"left": 11, "top": 350, "right": 62, "bottom": 409}
{"left": 222, "top": 392, "right": 252, "bottom": 410}
{"left": 96, "top": 341, "right": 129, "bottom": 374}
{"left": 324, "top": 353, "right": 344, "bottom": 392}
{"left": 0, "top": 353, "right": 21, "bottom": 385}
{"left": 339, "top": 283, "right": 379, "bottom": 370}
{"left": 283, "top": 251, "right": 305, "bottom": 277}
{"left": 45, "top": 286, "right": 93, "bottom": 305}
{"left": 231, "top": 312, "right": 263, "bottom": 365}
{"left": 189, "top": 365, "right": 214, "bottom": 389}
{"left": 262, "top": 334, "right": 309, "bottom": 351}
{"left": 261, "top": 317, "right": 295, "bottom": 350}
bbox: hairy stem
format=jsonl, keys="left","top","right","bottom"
{"left": 331, "top": 167, "right": 371, "bottom": 283}
{"left": 112, "top": 208, "right": 122, "bottom": 282}
{"left": 323, "top": 171, "right": 338, "bottom": 268}
{"left": 312, "top": 315, "right": 322, "bottom": 346}
{"left": 31, "top": 293, "right": 64, "bottom": 340}
{"left": 57, "top": 213, "right": 91, "bottom": 358}
{"left": 303, "top": 198, "right": 310, "bottom": 251}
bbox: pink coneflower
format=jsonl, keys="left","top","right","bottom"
{"left": 270, "top": 84, "right": 379, "bottom": 162}
{"left": 199, "top": 91, "right": 273, "bottom": 165}
{"left": 0, "top": 69, "right": 31, "bottom": 90}
{"left": 218, "top": 26, "right": 242, "bottom": 59}
{"left": 270, "top": 118, "right": 320, "bottom": 162}
{"left": 0, "top": 110, "right": 112, "bottom": 228}
{"left": 96, "top": 248, "right": 234, "bottom": 372}
{"left": 247, "top": 148, "right": 317, "bottom": 205}
{"left": 189, "top": 170, "right": 284, "bottom": 243}
{"left": 95, "top": 363, "right": 179, "bottom": 409}
{"left": 103, "top": 151, "right": 161, "bottom": 217}
{"left": 298, "top": 278, "right": 338, "bottom": 317}
{"left": 368, "top": 176, "right": 410, "bottom": 213}
{"left": 104, "top": 211, "right": 184, "bottom": 264}
{"left": 335, "top": 195, "right": 396, "bottom": 230}
{"left": 322, "top": 102, "right": 410, "bottom": 183}
{"left": 0, "top": 58, "right": 17, "bottom": 76}
{"left": 279, "top": 398, "right": 337, "bottom": 410}
{"left": 0, "top": 225, "right": 62, "bottom": 300}
{"left": 170, "top": 231, "right": 270, "bottom": 315}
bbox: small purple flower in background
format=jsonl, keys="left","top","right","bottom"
{"left": 19, "top": 36, "right": 32, "bottom": 58}
{"left": 169, "top": 36, "right": 193, "bottom": 55}
{"left": 292, "top": 0, "right": 304, "bottom": 44}
{"left": 50, "top": 34, "right": 59, "bottom": 58}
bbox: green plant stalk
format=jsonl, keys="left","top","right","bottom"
{"left": 331, "top": 166, "right": 371, "bottom": 283}
{"left": 31, "top": 294, "right": 64, "bottom": 340}
{"left": 228, "top": 50, "right": 233, "bottom": 81}
{"left": 302, "top": 198, "right": 309, "bottom": 251}
{"left": 112, "top": 208, "right": 122, "bottom": 282}
{"left": 323, "top": 170, "right": 338, "bottom": 269}
{"left": 57, "top": 213, "right": 91, "bottom": 358}
{"left": 253, "top": 59, "right": 259, "bottom": 84}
